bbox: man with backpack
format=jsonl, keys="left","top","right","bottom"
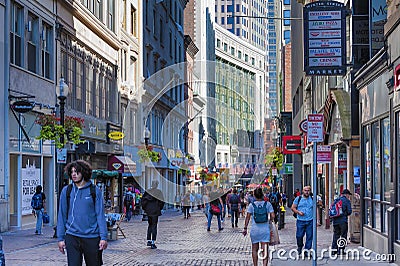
{"left": 124, "top": 187, "right": 134, "bottom": 222}
{"left": 291, "top": 186, "right": 314, "bottom": 255}
{"left": 330, "top": 189, "right": 352, "bottom": 255}
{"left": 31, "top": 185, "right": 46, "bottom": 235}
{"left": 57, "top": 160, "right": 108, "bottom": 266}
{"left": 228, "top": 188, "right": 240, "bottom": 228}
{"left": 269, "top": 188, "right": 281, "bottom": 223}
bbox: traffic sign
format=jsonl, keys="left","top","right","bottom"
{"left": 307, "top": 114, "right": 324, "bottom": 142}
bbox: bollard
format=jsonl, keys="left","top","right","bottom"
{"left": 278, "top": 205, "right": 285, "bottom": 229}
{"left": 0, "top": 237, "right": 5, "bottom": 265}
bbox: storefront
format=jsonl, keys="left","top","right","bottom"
{"left": 355, "top": 48, "right": 398, "bottom": 260}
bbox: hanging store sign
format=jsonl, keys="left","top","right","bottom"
{"left": 304, "top": 1, "right": 347, "bottom": 76}
{"left": 317, "top": 145, "right": 332, "bottom": 163}
{"left": 11, "top": 100, "right": 34, "bottom": 113}
{"left": 282, "top": 135, "right": 302, "bottom": 154}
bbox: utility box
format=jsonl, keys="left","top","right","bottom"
{"left": 350, "top": 194, "right": 361, "bottom": 243}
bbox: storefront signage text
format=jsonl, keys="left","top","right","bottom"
{"left": 304, "top": 1, "right": 346, "bottom": 76}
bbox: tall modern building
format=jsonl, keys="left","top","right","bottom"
{"left": 214, "top": 24, "right": 265, "bottom": 186}
{"left": 214, "top": 0, "right": 267, "bottom": 50}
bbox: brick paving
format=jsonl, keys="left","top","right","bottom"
{"left": 1, "top": 208, "right": 398, "bottom": 265}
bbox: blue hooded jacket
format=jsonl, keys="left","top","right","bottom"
{"left": 57, "top": 181, "right": 107, "bottom": 241}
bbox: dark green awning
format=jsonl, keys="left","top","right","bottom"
{"left": 92, "top": 170, "right": 119, "bottom": 179}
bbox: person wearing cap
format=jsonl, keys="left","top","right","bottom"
{"left": 141, "top": 180, "right": 165, "bottom": 249}
{"left": 331, "top": 189, "right": 352, "bottom": 255}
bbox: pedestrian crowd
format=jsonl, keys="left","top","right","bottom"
{"left": 29, "top": 158, "right": 355, "bottom": 266}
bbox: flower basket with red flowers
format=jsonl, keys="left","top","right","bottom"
{"left": 36, "top": 114, "right": 84, "bottom": 148}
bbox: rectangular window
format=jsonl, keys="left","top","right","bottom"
{"left": 221, "top": 17, "right": 225, "bottom": 24}
{"left": 107, "top": 0, "right": 115, "bottom": 31}
{"left": 153, "top": 10, "right": 156, "bottom": 35}
{"left": 145, "top": 0, "right": 149, "bottom": 25}
{"left": 131, "top": 5, "right": 137, "bottom": 36}
{"left": 227, "top": 5, "right": 233, "bottom": 12}
{"left": 67, "top": 55, "right": 75, "bottom": 108}
{"left": 41, "top": 22, "right": 53, "bottom": 79}
{"left": 372, "top": 121, "right": 381, "bottom": 201}
{"left": 76, "top": 60, "right": 84, "bottom": 111}
{"left": 160, "top": 19, "right": 163, "bottom": 44}
{"left": 284, "top": 0, "right": 290, "bottom": 4}
{"left": 238, "top": 51, "right": 242, "bottom": 59}
{"left": 10, "top": 2, "right": 23, "bottom": 67}
{"left": 27, "top": 13, "right": 39, "bottom": 74}
{"left": 221, "top": 5, "right": 225, "bottom": 12}
{"left": 382, "top": 117, "right": 392, "bottom": 202}
{"left": 231, "top": 47, "right": 235, "bottom": 55}
{"left": 94, "top": 0, "right": 102, "bottom": 20}
{"left": 217, "top": 39, "right": 221, "bottom": 47}
{"left": 122, "top": 0, "right": 126, "bottom": 30}
{"left": 284, "top": 10, "right": 291, "bottom": 26}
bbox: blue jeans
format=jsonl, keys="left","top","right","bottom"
{"left": 35, "top": 209, "right": 44, "bottom": 234}
{"left": 296, "top": 219, "right": 313, "bottom": 252}
{"left": 207, "top": 211, "right": 222, "bottom": 230}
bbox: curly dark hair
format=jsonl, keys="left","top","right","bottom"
{"left": 64, "top": 160, "right": 92, "bottom": 181}
{"left": 254, "top": 187, "right": 264, "bottom": 200}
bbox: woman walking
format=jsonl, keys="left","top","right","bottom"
{"left": 242, "top": 187, "right": 275, "bottom": 266}
{"left": 207, "top": 190, "right": 224, "bottom": 232}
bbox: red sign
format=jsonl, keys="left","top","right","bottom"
{"left": 282, "top": 136, "right": 302, "bottom": 154}
{"left": 395, "top": 64, "right": 400, "bottom": 91}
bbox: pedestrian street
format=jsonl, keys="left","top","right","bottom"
{"left": 1, "top": 208, "right": 396, "bottom": 265}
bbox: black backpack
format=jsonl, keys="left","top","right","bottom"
{"left": 269, "top": 192, "right": 278, "bottom": 205}
{"left": 66, "top": 184, "right": 96, "bottom": 219}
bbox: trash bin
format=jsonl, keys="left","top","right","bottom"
{"left": 278, "top": 205, "right": 285, "bottom": 230}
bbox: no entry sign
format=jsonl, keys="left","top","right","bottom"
{"left": 307, "top": 114, "right": 324, "bottom": 142}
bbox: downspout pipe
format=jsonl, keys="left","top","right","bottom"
{"left": 4, "top": 0, "right": 11, "bottom": 230}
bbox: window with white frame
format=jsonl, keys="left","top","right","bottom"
{"left": 41, "top": 22, "right": 53, "bottom": 79}
{"left": 10, "top": 1, "right": 23, "bottom": 67}
{"left": 27, "top": 12, "right": 39, "bottom": 74}
{"left": 107, "top": 0, "right": 115, "bottom": 31}
{"left": 131, "top": 5, "right": 137, "bottom": 36}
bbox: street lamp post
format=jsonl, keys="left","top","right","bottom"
{"left": 142, "top": 127, "right": 151, "bottom": 221}
{"left": 56, "top": 77, "right": 69, "bottom": 202}
{"left": 54, "top": 77, "right": 68, "bottom": 237}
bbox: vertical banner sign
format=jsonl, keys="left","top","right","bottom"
{"left": 307, "top": 114, "right": 324, "bottom": 142}
{"left": 22, "top": 163, "right": 41, "bottom": 215}
{"left": 370, "top": 0, "right": 387, "bottom": 57}
{"left": 304, "top": 1, "right": 346, "bottom": 75}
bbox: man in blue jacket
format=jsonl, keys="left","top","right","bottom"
{"left": 57, "top": 160, "right": 108, "bottom": 266}
{"left": 331, "top": 189, "right": 352, "bottom": 255}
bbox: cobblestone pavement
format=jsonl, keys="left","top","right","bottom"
{"left": 1, "top": 208, "right": 397, "bottom": 265}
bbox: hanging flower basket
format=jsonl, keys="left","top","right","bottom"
{"left": 36, "top": 114, "right": 84, "bottom": 148}
{"left": 137, "top": 147, "right": 161, "bottom": 163}
{"left": 264, "top": 147, "right": 284, "bottom": 170}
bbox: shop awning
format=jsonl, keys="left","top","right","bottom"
{"left": 108, "top": 155, "right": 137, "bottom": 174}
{"left": 92, "top": 170, "right": 119, "bottom": 179}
